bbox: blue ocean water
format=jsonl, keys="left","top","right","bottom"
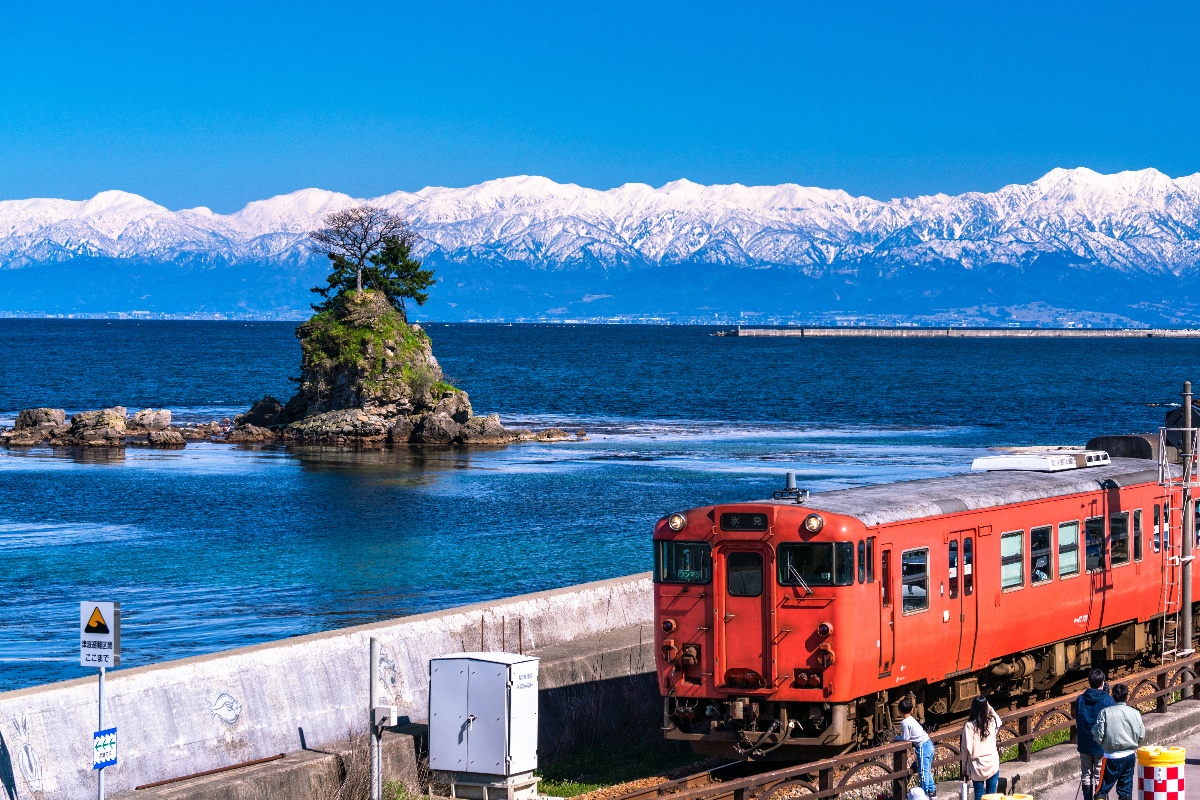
{"left": 1, "top": 320, "right": 1196, "bottom": 692}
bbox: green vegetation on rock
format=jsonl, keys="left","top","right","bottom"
{"left": 298, "top": 289, "right": 454, "bottom": 401}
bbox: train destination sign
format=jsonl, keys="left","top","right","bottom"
{"left": 80, "top": 601, "right": 120, "bottom": 667}
{"left": 720, "top": 512, "right": 769, "bottom": 531}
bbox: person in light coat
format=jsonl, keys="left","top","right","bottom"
{"left": 1091, "top": 683, "right": 1145, "bottom": 800}
{"left": 960, "top": 696, "right": 1003, "bottom": 800}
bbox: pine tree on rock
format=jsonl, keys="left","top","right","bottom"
{"left": 309, "top": 205, "right": 434, "bottom": 319}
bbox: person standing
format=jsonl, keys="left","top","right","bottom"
{"left": 1075, "top": 668, "right": 1114, "bottom": 800}
{"left": 1091, "top": 683, "right": 1146, "bottom": 800}
{"left": 961, "top": 696, "right": 1002, "bottom": 800}
{"left": 896, "top": 697, "right": 936, "bottom": 797}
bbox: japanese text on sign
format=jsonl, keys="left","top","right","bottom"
{"left": 93, "top": 727, "right": 117, "bottom": 769}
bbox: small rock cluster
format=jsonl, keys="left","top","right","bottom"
{"left": 2, "top": 407, "right": 189, "bottom": 448}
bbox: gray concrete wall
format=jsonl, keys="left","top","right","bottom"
{"left": 0, "top": 573, "right": 653, "bottom": 800}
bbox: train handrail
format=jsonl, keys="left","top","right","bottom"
{"left": 612, "top": 652, "right": 1200, "bottom": 800}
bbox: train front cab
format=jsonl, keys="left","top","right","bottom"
{"left": 654, "top": 504, "right": 866, "bottom": 757}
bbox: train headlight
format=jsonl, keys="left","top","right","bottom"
{"left": 667, "top": 513, "right": 687, "bottom": 531}
{"left": 803, "top": 513, "right": 824, "bottom": 533}
{"left": 817, "top": 622, "right": 833, "bottom": 637}
{"left": 662, "top": 618, "right": 677, "bottom": 634}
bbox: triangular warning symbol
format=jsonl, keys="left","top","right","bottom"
{"left": 85, "top": 607, "right": 109, "bottom": 635}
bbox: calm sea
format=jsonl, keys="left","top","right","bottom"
{"left": 1, "top": 320, "right": 1195, "bottom": 691}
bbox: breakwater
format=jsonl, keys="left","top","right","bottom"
{"left": 729, "top": 326, "right": 1200, "bottom": 337}
{"left": 0, "top": 574, "right": 654, "bottom": 800}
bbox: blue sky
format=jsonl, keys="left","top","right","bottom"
{"left": 1, "top": 1, "right": 1197, "bottom": 212}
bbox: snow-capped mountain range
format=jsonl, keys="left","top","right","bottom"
{"left": 3, "top": 167, "right": 1200, "bottom": 322}
{"left": 3, "top": 167, "right": 1200, "bottom": 273}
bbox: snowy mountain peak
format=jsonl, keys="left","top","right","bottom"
{"left": 3, "top": 168, "right": 1200, "bottom": 281}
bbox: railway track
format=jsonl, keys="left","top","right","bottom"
{"left": 606, "top": 653, "right": 1200, "bottom": 800}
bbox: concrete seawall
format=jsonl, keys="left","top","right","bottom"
{"left": 0, "top": 574, "right": 654, "bottom": 800}
{"left": 731, "top": 326, "right": 1200, "bottom": 337}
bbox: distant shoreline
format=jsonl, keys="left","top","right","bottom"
{"left": 3, "top": 315, "right": 1200, "bottom": 332}
{"left": 726, "top": 325, "right": 1200, "bottom": 338}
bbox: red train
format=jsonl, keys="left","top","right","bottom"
{"left": 654, "top": 453, "right": 1190, "bottom": 759}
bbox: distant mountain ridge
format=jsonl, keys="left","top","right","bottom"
{"left": 3, "top": 168, "right": 1200, "bottom": 323}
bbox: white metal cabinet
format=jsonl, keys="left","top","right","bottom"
{"left": 429, "top": 652, "right": 540, "bottom": 778}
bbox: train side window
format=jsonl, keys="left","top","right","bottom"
{"left": 1110, "top": 512, "right": 1130, "bottom": 566}
{"left": 727, "top": 552, "right": 763, "bottom": 597}
{"left": 1133, "top": 509, "right": 1143, "bottom": 562}
{"left": 1058, "top": 521, "right": 1080, "bottom": 577}
{"left": 901, "top": 548, "right": 929, "bottom": 614}
{"left": 1001, "top": 530, "right": 1024, "bottom": 590}
{"left": 963, "top": 537, "right": 973, "bottom": 595}
{"left": 866, "top": 537, "right": 876, "bottom": 583}
{"left": 948, "top": 540, "right": 959, "bottom": 599}
{"left": 1085, "top": 516, "right": 1106, "bottom": 572}
{"left": 1154, "top": 504, "right": 1162, "bottom": 552}
{"left": 1164, "top": 505, "right": 1172, "bottom": 551}
{"left": 881, "top": 550, "right": 891, "bottom": 606}
{"left": 858, "top": 540, "right": 866, "bottom": 584}
{"left": 1030, "top": 526, "right": 1052, "bottom": 584}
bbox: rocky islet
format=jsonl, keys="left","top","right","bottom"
{"left": 2, "top": 290, "right": 575, "bottom": 449}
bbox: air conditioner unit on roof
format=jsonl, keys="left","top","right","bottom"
{"left": 971, "top": 454, "right": 1079, "bottom": 472}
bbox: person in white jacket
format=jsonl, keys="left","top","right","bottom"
{"left": 961, "top": 696, "right": 1003, "bottom": 800}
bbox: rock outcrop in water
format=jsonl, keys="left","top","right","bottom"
{"left": 231, "top": 289, "right": 566, "bottom": 446}
{"left": 2, "top": 406, "right": 192, "bottom": 448}
{"left": 1, "top": 292, "right": 577, "bottom": 449}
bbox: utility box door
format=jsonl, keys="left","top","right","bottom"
{"left": 508, "top": 660, "right": 539, "bottom": 774}
{"left": 465, "top": 659, "right": 509, "bottom": 773}
{"left": 429, "top": 653, "right": 540, "bottom": 777}
{"left": 428, "top": 659, "right": 470, "bottom": 771}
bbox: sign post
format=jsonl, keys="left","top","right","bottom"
{"left": 81, "top": 602, "right": 120, "bottom": 800}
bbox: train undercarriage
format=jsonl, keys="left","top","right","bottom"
{"left": 664, "top": 610, "right": 1198, "bottom": 760}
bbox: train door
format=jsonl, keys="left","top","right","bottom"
{"left": 717, "top": 545, "right": 772, "bottom": 686}
{"left": 879, "top": 543, "right": 895, "bottom": 675}
{"left": 948, "top": 530, "right": 978, "bottom": 672}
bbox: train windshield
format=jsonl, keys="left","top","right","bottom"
{"left": 655, "top": 541, "right": 712, "bottom": 584}
{"left": 777, "top": 542, "right": 855, "bottom": 587}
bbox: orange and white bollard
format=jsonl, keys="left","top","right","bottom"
{"left": 1138, "top": 746, "right": 1186, "bottom": 800}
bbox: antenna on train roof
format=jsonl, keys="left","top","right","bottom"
{"left": 773, "top": 471, "right": 809, "bottom": 504}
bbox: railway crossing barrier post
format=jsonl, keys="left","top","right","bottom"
{"left": 1157, "top": 671, "right": 1170, "bottom": 713}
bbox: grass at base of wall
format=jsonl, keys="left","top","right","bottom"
{"left": 537, "top": 740, "right": 713, "bottom": 798}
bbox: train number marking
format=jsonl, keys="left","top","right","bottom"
{"left": 1074, "top": 614, "right": 1089, "bottom": 625}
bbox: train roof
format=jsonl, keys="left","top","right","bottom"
{"left": 779, "top": 457, "right": 1167, "bottom": 527}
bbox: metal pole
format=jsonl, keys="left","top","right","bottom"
{"left": 370, "top": 637, "right": 380, "bottom": 800}
{"left": 1183, "top": 382, "right": 1194, "bottom": 656}
{"left": 98, "top": 665, "right": 105, "bottom": 800}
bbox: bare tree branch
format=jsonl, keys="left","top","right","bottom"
{"left": 310, "top": 205, "right": 412, "bottom": 293}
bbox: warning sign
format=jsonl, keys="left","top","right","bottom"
{"left": 85, "top": 607, "right": 110, "bottom": 634}
{"left": 80, "top": 601, "right": 120, "bottom": 668}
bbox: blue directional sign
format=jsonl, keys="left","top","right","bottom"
{"left": 93, "top": 727, "right": 117, "bottom": 770}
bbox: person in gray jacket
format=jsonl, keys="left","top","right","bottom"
{"left": 1091, "top": 683, "right": 1145, "bottom": 800}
